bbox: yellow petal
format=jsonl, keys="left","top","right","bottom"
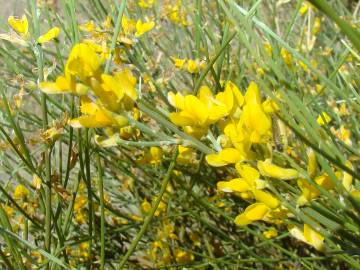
{"left": 244, "top": 81, "right": 261, "bottom": 105}
{"left": 114, "top": 69, "right": 137, "bottom": 101}
{"left": 38, "top": 27, "right": 60, "bottom": 44}
{"left": 8, "top": 15, "right": 28, "bottom": 35}
{"left": 217, "top": 178, "right": 251, "bottom": 193}
{"left": 168, "top": 91, "right": 185, "bottom": 110}
{"left": 39, "top": 76, "right": 72, "bottom": 94}
{"left": 317, "top": 112, "right": 331, "bottom": 126}
{"left": 257, "top": 159, "right": 298, "bottom": 180}
{"left": 135, "top": 20, "right": 155, "bottom": 37}
{"left": 184, "top": 95, "right": 208, "bottom": 125}
{"left": 65, "top": 43, "right": 102, "bottom": 80}
{"left": 342, "top": 161, "right": 353, "bottom": 191}
{"left": 303, "top": 224, "right": 325, "bottom": 251}
{"left": 205, "top": 154, "right": 228, "bottom": 167}
{"left": 219, "top": 148, "right": 243, "bottom": 164}
{"left": 235, "top": 203, "right": 269, "bottom": 226}
{"left": 225, "top": 81, "right": 244, "bottom": 107}
{"left": 253, "top": 190, "right": 279, "bottom": 209}
{"left": 216, "top": 85, "right": 234, "bottom": 113}
{"left": 235, "top": 164, "right": 260, "bottom": 183}
{"left": 307, "top": 149, "right": 318, "bottom": 178}
{"left": 169, "top": 112, "right": 195, "bottom": 126}
{"left": 101, "top": 74, "right": 124, "bottom": 100}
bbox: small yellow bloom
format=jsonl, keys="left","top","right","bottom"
{"left": 8, "top": 15, "right": 28, "bottom": 36}
{"left": 175, "top": 249, "right": 194, "bottom": 264}
{"left": 280, "top": 48, "right": 292, "bottom": 67}
{"left": 135, "top": 20, "right": 155, "bottom": 37}
{"left": 172, "top": 57, "right": 186, "bottom": 69}
{"left": 234, "top": 203, "right": 270, "bottom": 226}
{"left": 37, "top": 27, "right": 60, "bottom": 44}
{"left": 317, "top": 112, "right": 331, "bottom": 126}
{"left": 14, "top": 184, "right": 30, "bottom": 199}
{"left": 257, "top": 159, "right": 298, "bottom": 180}
{"left": 289, "top": 224, "right": 324, "bottom": 251}
{"left": 141, "top": 199, "right": 151, "bottom": 213}
{"left": 32, "top": 174, "right": 42, "bottom": 189}
{"left": 66, "top": 42, "right": 102, "bottom": 81}
{"left": 263, "top": 229, "right": 278, "bottom": 239}
{"left": 138, "top": 0, "right": 154, "bottom": 8}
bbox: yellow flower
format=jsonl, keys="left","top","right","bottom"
{"left": 172, "top": 57, "right": 186, "bottom": 69}
{"left": 234, "top": 203, "right": 270, "bottom": 226}
{"left": 8, "top": 15, "right": 28, "bottom": 36}
{"left": 312, "top": 17, "right": 321, "bottom": 35}
{"left": 206, "top": 82, "right": 273, "bottom": 167}
{"left": 135, "top": 20, "right": 155, "bottom": 37}
{"left": 263, "top": 229, "right": 278, "bottom": 239}
{"left": 139, "top": 147, "right": 163, "bottom": 165}
{"left": 32, "top": 174, "right": 42, "bottom": 190}
{"left": 37, "top": 27, "right": 60, "bottom": 44}
{"left": 187, "top": 59, "right": 200, "bottom": 73}
{"left": 168, "top": 86, "right": 231, "bottom": 137}
{"left": 138, "top": 0, "right": 154, "bottom": 8}
{"left": 122, "top": 16, "right": 136, "bottom": 36}
{"left": 342, "top": 161, "right": 353, "bottom": 191}
{"left": 175, "top": 249, "right": 194, "bottom": 264}
{"left": 176, "top": 145, "right": 196, "bottom": 164}
{"left": 297, "top": 174, "right": 334, "bottom": 206}
{"left": 69, "top": 96, "right": 126, "bottom": 128}
{"left": 288, "top": 224, "right": 325, "bottom": 251}
{"left": 316, "top": 112, "right": 331, "bottom": 126}
{"left": 141, "top": 199, "right": 151, "bottom": 213}
{"left": 257, "top": 159, "right": 298, "bottom": 180}
{"left": 280, "top": 48, "right": 292, "bottom": 67}
{"left": 66, "top": 43, "right": 102, "bottom": 81}
{"left": 14, "top": 184, "right": 30, "bottom": 199}
{"left": 307, "top": 149, "right": 318, "bottom": 178}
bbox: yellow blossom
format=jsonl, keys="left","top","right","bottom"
{"left": 8, "top": 15, "right": 28, "bottom": 36}
{"left": 280, "top": 48, "right": 292, "bottom": 67}
{"left": 135, "top": 20, "right": 155, "bottom": 37}
{"left": 317, "top": 112, "right": 331, "bottom": 126}
{"left": 14, "top": 184, "right": 30, "bottom": 199}
{"left": 289, "top": 224, "right": 325, "bottom": 251}
{"left": 37, "top": 27, "right": 60, "bottom": 44}
{"left": 257, "top": 159, "right": 298, "bottom": 180}
{"left": 32, "top": 174, "right": 42, "bottom": 189}
{"left": 234, "top": 203, "right": 270, "bottom": 226}
{"left": 263, "top": 229, "right": 278, "bottom": 239}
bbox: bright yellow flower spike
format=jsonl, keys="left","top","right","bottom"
{"left": 37, "top": 27, "right": 60, "bottom": 44}
{"left": 257, "top": 159, "right": 298, "bottom": 180}
{"left": 234, "top": 203, "right": 270, "bottom": 226}
{"left": 8, "top": 15, "right": 28, "bottom": 36}
{"left": 135, "top": 20, "right": 155, "bottom": 37}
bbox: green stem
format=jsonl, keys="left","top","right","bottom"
{"left": 29, "top": 1, "right": 52, "bottom": 268}
{"left": 105, "top": 0, "right": 127, "bottom": 73}
{"left": 97, "top": 153, "right": 105, "bottom": 270}
{"left": 117, "top": 150, "right": 178, "bottom": 269}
